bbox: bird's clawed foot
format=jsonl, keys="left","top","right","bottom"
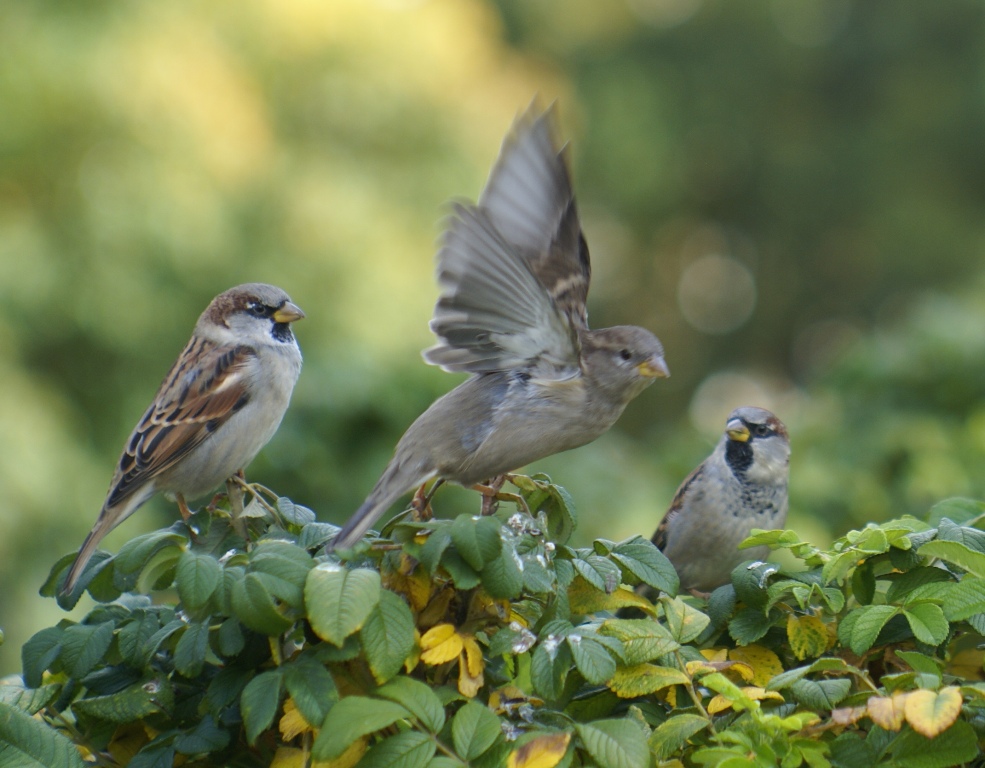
{"left": 473, "top": 475, "right": 527, "bottom": 516}
{"left": 177, "top": 493, "right": 194, "bottom": 522}
{"left": 411, "top": 480, "right": 442, "bottom": 522}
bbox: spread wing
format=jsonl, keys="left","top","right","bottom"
{"left": 104, "top": 338, "right": 256, "bottom": 508}
{"left": 425, "top": 205, "right": 580, "bottom": 374}
{"left": 479, "top": 103, "right": 591, "bottom": 330}
{"left": 425, "top": 104, "right": 589, "bottom": 375}
{"left": 652, "top": 463, "right": 705, "bottom": 551}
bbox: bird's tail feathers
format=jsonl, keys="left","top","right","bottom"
{"left": 332, "top": 465, "right": 436, "bottom": 551}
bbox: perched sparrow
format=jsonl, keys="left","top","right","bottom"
{"left": 62, "top": 283, "right": 304, "bottom": 593}
{"left": 332, "top": 104, "right": 669, "bottom": 550}
{"left": 653, "top": 406, "right": 790, "bottom": 595}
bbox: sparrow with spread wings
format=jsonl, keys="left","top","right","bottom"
{"left": 332, "top": 105, "right": 669, "bottom": 550}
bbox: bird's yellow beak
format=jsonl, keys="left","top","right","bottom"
{"left": 726, "top": 418, "right": 750, "bottom": 442}
{"left": 273, "top": 302, "right": 305, "bottom": 323}
{"left": 638, "top": 355, "right": 670, "bottom": 379}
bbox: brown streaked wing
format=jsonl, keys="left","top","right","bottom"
{"left": 652, "top": 463, "right": 705, "bottom": 551}
{"left": 104, "top": 338, "right": 256, "bottom": 508}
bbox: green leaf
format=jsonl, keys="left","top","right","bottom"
{"left": 789, "top": 678, "right": 851, "bottom": 709}
{"left": 418, "top": 528, "right": 452, "bottom": 574}
{"left": 573, "top": 555, "right": 621, "bottom": 594}
{"left": 73, "top": 675, "right": 173, "bottom": 723}
{"left": 215, "top": 617, "right": 245, "bottom": 658}
{"left": 928, "top": 498, "right": 985, "bottom": 528}
{"left": 359, "top": 730, "right": 435, "bottom": 768}
{"left": 648, "top": 713, "right": 710, "bottom": 760}
{"left": 0, "top": 701, "right": 87, "bottom": 768}
{"left": 0, "top": 683, "right": 60, "bottom": 715}
{"left": 598, "top": 619, "right": 679, "bottom": 665}
{"left": 231, "top": 572, "right": 293, "bottom": 635}
{"left": 441, "top": 550, "right": 482, "bottom": 589}
{"left": 451, "top": 700, "right": 502, "bottom": 761}
{"left": 60, "top": 621, "right": 115, "bottom": 679}
{"left": 305, "top": 564, "right": 381, "bottom": 646}
{"left": 173, "top": 620, "right": 210, "bottom": 678}
{"left": 941, "top": 576, "right": 985, "bottom": 620}
{"left": 884, "top": 567, "right": 954, "bottom": 604}
{"left": 176, "top": 550, "right": 221, "bottom": 614}
{"left": 575, "top": 718, "right": 649, "bottom": 768}
{"left": 277, "top": 496, "right": 317, "bottom": 526}
{"left": 894, "top": 719, "right": 979, "bottom": 768}
{"left": 313, "top": 697, "right": 411, "bottom": 760}
{"left": 662, "top": 597, "right": 711, "bottom": 644}
{"left": 608, "top": 536, "right": 679, "bottom": 595}
{"left": 136, "top": 544, "right": 183, "bottom": 592}
{"left": 728, "top": 607, "right": 776, "bottom": 645}
{"left": 284, "top": 657, "right": 338, "bottom": 726}
{"left": 450, "top": 514, "right": 502, "bottom": 570}
{"left": 847, "top": 605, "right": 898, "bottom": 654}
{"left": 113, "top": 530, "right": 187, "bottom": 577}
{"left": 903, "top": 602, "right": 949, "bottom": 645}
{"left": 567, "top": 635, "right": 617, "bottom": 685}
{"left": 249, "top": 540, "right": 314, "bottom": 609}
{"left": 174, "top": 715, "right": 230, "bottom": 755}
{"left": 362, "top": 588, "right": 416, "bottom": 683}
{"left": 240, "top": 670, "right": 283, "bottom": 746}
{"left": 21, "top": 627, "right": 63, "bottom": 688}
{"left": 376, "top": 677, "right": 445, "bottom": 733}
{"left": 608, "top": 663, "right": 689, "bottom": 698}
{"left": 918, "top": 540, "right": 985, "bottom": 577}
{"left": 118, "top": 613, "right": 162, "bottom": 667}
{"left": 531, "top": 640, "right": 573, "bottom": 701}
{"left": 480, "top": 544, "right": 525, "bottom": 599}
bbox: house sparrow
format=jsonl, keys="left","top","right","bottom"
{"left": 62, "top": 283, "right": 304, "bottom": 594}
{"left": 332, "top": 104, "right": 669, "bottom": 550}
{"left": 653, "top": 406, "right": 790, "bottom": 595}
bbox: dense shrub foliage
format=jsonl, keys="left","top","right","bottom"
{"left": 5, "top": 480, "right": 985, "bottom": 767}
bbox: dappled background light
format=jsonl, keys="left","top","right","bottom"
{"left": 3, "top": 0, "right": 985, "bottom": 673}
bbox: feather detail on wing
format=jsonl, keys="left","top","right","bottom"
{"left": 425, "top": 205, "right": 580, "bottom": 375}
{"left": 104, "top": 338, "right": 256, "bottom": 508}
{"left": 652, "top": 463, "right": 705, "bottom": 551}
{"left": 478, "top": 103, "right": 591, "bottom": 331}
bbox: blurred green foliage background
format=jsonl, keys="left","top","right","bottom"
{"left": 3, "top": 0, "right": 985, "bottom": 674}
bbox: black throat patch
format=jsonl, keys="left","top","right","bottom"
{"left": 271, "top": 323, "right": 294, "bottom": 344}
{"left": 725, "top": 438, "right": 754, "bottom": 477}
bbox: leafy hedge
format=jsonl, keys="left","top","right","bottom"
{"left": 5, "top": 478, "right": 985, "bottom": 767}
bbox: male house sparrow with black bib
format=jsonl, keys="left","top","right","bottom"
{"left": 332, "top": 105, "right": 669, "bottom": 550}
{"left": 62, "top": 283, "right": 304, "bottom": 593}
{"left": 653, "top": 407, "right": 789, "bottom": 595}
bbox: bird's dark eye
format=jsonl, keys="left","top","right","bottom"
{"left": 247, "top": 301, "right": 271, "bottom": 318}
{"left": 753, "top": 423, "right": 770, "bottom": 437}
{"left": 618, "top": 349, "right": 633, "bottom": 362}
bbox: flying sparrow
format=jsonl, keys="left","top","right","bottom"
{"left": 653, "top": 406, "right": 790, "bottom": 595}
{"left": 332, "top": 104, "right": 669, "bottom": 550}
{"left": 62, "top": 283, "right": 304, "bottom": 594}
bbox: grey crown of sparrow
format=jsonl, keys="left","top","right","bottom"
{"left": 332, "top": 104, "right": 669, "bottom": 550}
{"left": 62, "top": 283, "right": 304, "bottom": 594}
{"left": 653, "top": 406, "right": 790, "bottom": 594}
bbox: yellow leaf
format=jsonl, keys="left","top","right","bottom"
{"left": 740, "top": 686, "right": 784, "bottom": 703}
{"left": 315, "top": 737, "right": 368, "bottom": 768}
{"left": 568, "top": 577, "right": 656, "bottom": 615}
{"left": 707, "top": 695, "right": 732, "bottom": 714}
{"left": 279, "top": 698, "right": 312, "bottom": 741}
{"left": 729, "top": 645, "right": 783, "bottom": 687}
{"left": 685, "top": 659, "right": 752, "bottom": 682}
{"left": 786, "top": 615, "right": 828, "bottom": 661}
{"left": 459, "top": 635, "right": 485, "bottom": 697}
{"left": 463, "top": 634, "right": 484, "bottom": 677}
{"left": 419, "top": 587, "right": 455, "bottom": 627}
{"left": 831, "top": 706, "right": 868, "bottom": 726}
{"left": 420, "top": 623, "right": 464, "bottom": 665}
{"left": 867, "top": 693, "right": 908, "bottom": 731}
{"left": 707, "top": 686, "right": 781, "bottom": 714}
{"left": 701, "top": 648, "right": 728, "bottom": 663}
{"left": 608, "top": 664, "right": 689, "bottom": 699}
{"left": 507, "top": 732, "right": 572, "bottom": 768}
{"left": 107, "top": 723, "right": 149, "bottom": 765}
{"left": 383, "top": 561, "right": 433, "bottom": 612}
{"left": 947, "top": 648, "right": 985, "bottom": 681}
{"left": 903, "top": 686, "right": 963, "bottom": 738}
{"left": 271, "top": 747, "right": 306, "bottom": 768}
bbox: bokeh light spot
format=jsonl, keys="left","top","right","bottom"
{"left": 677, "top": 254, "right": 757, "bottom": 334}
